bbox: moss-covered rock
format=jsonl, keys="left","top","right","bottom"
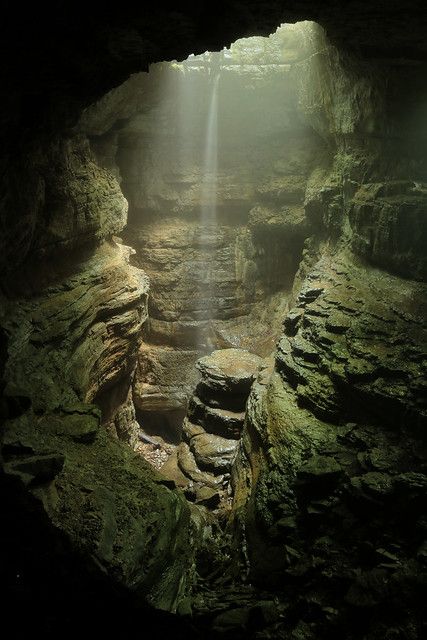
{"left": 1, "top": 407, "right": 194, "bottom": 611}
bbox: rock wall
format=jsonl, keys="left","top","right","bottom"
{"left": 0, "top": 131, "right": 195, "bottom": 611}
{"left": 232, "top": 24, "right": 427, "bottom": 639}
{"left": 1, "top": 11, "right": 426, "bottom": 635}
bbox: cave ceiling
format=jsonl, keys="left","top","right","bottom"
{"left": 1, "top": 0, "right": 427, "bottom": 142}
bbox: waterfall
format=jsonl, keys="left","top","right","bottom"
{"left": 197, "top": 73, "right": 220, "bottom": 349}
{"left": 201, "top": 73, "right": 219, "bottom": 229}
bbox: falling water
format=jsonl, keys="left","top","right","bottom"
{"left": 201, "top": 73, "right": 220, "bottom": 227}
{"left": 197, "top": 72, "right": 220, "bottom": 349}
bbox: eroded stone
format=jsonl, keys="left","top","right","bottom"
{"left": 196, "top": 348, "right": 262, "bottom": 395}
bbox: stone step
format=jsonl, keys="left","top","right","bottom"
{"left": 190, "top": 432, "right": 239, "bottom": 473}
{"left": 196, "top": 348, "right": 262, "bottom": 395}
{"left": 188, "top": 395, "right": 245, "bottom": 439}
{"left": 177, "top": 442, "right": 225, "bottom": 486}
{"left": 182, "top": 416, "right": 206, "bottom": 442}
{"left": 196, "top": 381, "right": 248, "bottom": 412}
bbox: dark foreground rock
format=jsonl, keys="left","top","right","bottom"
{"left": 1, "top": 407, "right": 194, "bottom": 613}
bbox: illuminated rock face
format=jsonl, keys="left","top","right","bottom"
{"left": 86, "top": 28, "right": 325, "bottom": 423}
{"left": 2, "top": 241, "right": 148, "bottom": 421}
{"left": 162, "top": 348, "right": 261, "bottom": 507}
{"left": 277, "top": 251, "right": 427, "bottom": 428}
{"left": 0, "top": 102, "right": 190, "bottom": 616}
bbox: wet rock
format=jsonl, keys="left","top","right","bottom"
{"left": 195, "top": 486, "right": 222, "bottom": 509}
{"left": 196, "top": 348, "right": 262, "bottom": 395}
{"left": 350, "top": 182, "right": 427, "bottom": 280}
{"left": 133, "top": 343, "right": 201, "bottom": 414}
{"left": 188, "top": 394, "right": 245, "bottom": 439}
{"left": 297, "top": 286, "right": 324, "bottom": 306}
{"left": 2, "top": 411, "right": 194, "bottom": 612}
{"left": 297, "top": 455, "right": 344, "bottom": 485}
{"left": 177, "top": 443, "right": 224, "bottom": 487}
{"left": 190, "top": 433, "right": 239, "bottom": 473}
{"left": 196, "top": 381, "right": 248, "bottom": 412}
{"left": 182, "top": 417, "right": 206, "bottom": 442}
{"left": 284, "top": 307, "right": 304, "bottom": 336}
{"left": 275, "top": 251, "right": 427, "bottom": 427}
{"left": 39, "top": 404, "right": 101, "bottom": 444}
{"left": 291, "top": 335, "right": 320, "bottom": 364}
{"left": 324, "top": 313, "right": 351, "bottom": 334}
{"left": 159, "top": 450, "right": 190, "bottom": 489}
{"left": 350, "top": 472, "right": 395, "bottom": 502}
{"left": 109, "top": 388, "right": 140, "bottom": 448}
{"left": 2, "top": 241, "right": 149, "bottom": 416}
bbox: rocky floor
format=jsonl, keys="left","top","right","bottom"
{"left": 135, "top": 434, "right": 176, "bottom": 470}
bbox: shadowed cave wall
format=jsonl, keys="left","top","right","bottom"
{"left": 1, "top": 4, "right": 427, "bottom": 639}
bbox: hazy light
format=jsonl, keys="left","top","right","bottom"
{"left": 196, "top": 72, "right": 220, "bottom": 349}
{"left": 139, "top": 22, "right": 319, "bottom": 350}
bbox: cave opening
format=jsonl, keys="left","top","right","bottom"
{"left": 83, "top": 21, "right": 325, "bottom": 481}
{"left": 2, "top": 5, "right": 427, "bottom": 638}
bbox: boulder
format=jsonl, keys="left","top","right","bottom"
{"left": 196, "top": 348, "right": 262, "bottom": 395}
{"left": 188, "top": 394, "right": 245, "bottom": 439}
{"left": 177, "top": 442, "right": 224, "bottom": 487}
{"left": 190, "top": 432, "right": 239, "bottom": 473}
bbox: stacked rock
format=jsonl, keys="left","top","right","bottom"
{"left": 176, "top": 348, "right": 262, "bottom": 507}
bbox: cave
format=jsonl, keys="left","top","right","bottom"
{"left": 1, "top": 4, "right": 427, "bottom": 639}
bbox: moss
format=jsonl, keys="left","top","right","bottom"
{"left": 2, "top": 408, "right": 194, "bottom": 612}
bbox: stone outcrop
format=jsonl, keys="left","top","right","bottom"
{"left": 197, "top": 348, "right": 263, "bottom": 397}
{"left": 162, "top": 349, "right": 261, "bottom": 507}
{"left": 349, "top": 180, "right": 427, "bottom": 281}
{"left": 1, "top": 135, "right": 128, "bottom": 277}
{"left": 1, "top": 240, "right": 148, "bottom": 417}
{"left": 2, "top": 407, "right": 193, "bottom": 612}
{"left": 233, "top": 360, "right": 427, "bottom": 637}
{"left": 276, "top": 249, "right": 427, "bottom": 429}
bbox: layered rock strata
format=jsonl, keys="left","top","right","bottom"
{"left": 230, "top": 247, "right": 427, "bottom": 637}
{"left": 80, "top": 25, "right": 322, "bottom": 430}
{"left": 233, "top": 358, "right": 427, "bottom": 638}
{"left": 162, "top": 349, "right": 261, "bottom": 508}
{"left": 0, "top": 128, "right": 199, "bottom": 614}
{"left": 276, "top": 249, "right": 427, "bottom": 429}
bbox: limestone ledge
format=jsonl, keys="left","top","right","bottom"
{"left": 277, "top": 249, "right": 427, "bottom": 429}
{"left": 2, "top": 240, "right": 149, "bottom": 414}
{"left": 349, "top": 180, "right": 427, "bottom": 281}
